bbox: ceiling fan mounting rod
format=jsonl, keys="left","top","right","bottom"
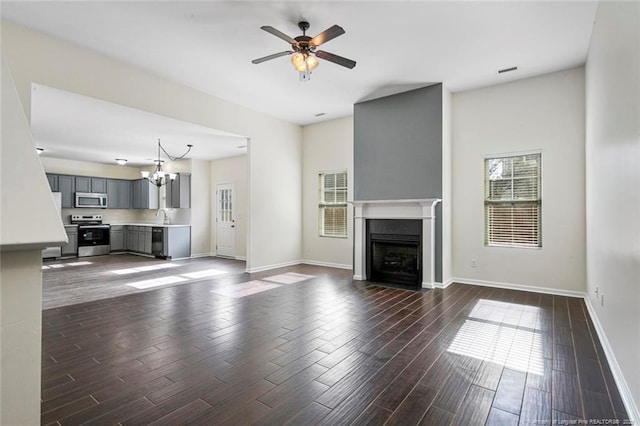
{"left": 298, "top": 21, "right": 310, "bottom": 34}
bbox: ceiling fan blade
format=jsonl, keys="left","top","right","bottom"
{"left": 260, "top": 26, "right": 297, "bottom": 45}
{"left": 252, "top": 51, "right": 294, "bottom": 64}
{"left": 315, "top": 50, "right": 356, "bottom": 69}
{"left": 310, "top": 25, "right": 345, "bottom": 47}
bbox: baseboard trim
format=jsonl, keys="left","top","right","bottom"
{"left": 301, "top": 259, "right": 352, "bottom": 270}
{"left": 234, "top": 256, "right": 247, "bottom": 261}
{"left": 246, "top": 260, "right": 302, "bottom": 274}
{"left": 452, "top": 277, "right": 585, "bottom": 298}
{"left": 190, "top": 252, "right": 215, "bottom": 259}
{"left": 434, "top": 278, "right": 455, "bottom": 289}
{"left": 584, "top": 297, "right": 639, "bottom": 425}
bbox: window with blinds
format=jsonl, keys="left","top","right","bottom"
{"left": 485, "top": 153, "right": 541, "bottom": 248}
{"left": 319, "top": 171, "right": 347, "bottom": 238}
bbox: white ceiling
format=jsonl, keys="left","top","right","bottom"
{"left": 2, "top": 1, "right": 598, "bottom": 165}
{"left": 30, "top": 84, "right": 247, "bottom": 166}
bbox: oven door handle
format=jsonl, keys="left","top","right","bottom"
{"left": 78, "top": 225, "right": 111, "bottom": 230}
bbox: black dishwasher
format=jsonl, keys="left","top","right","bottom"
{"left": 151, "top": 227, "right": 165, "bottom": 257}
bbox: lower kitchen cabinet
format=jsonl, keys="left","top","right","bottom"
{"left": 122, "top": 226, "right": 153, "bottom": 255}
{"left": 62, "top": 226, "right": 78, "bottom": 257}
{"left": 110, "top": 225, "right": 125, "bottom": 252}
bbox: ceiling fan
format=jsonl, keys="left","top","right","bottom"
{"left": 252, "top": 21, "right": 356, "bottom": 81}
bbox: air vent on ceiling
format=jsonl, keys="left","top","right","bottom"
{"left": 498, "top": 66, "right": 518, "bottom": 74}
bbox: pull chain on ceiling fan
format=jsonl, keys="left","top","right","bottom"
{"left": 252, "top": 21, "right": 356, "bottom": 82}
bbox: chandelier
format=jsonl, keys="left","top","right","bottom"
{"left": 141, "top": 139, "right": 193, "bottom": 187}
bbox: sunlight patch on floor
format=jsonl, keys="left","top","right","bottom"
{"left": 181, "top": 269, "right": 227, "bottom": 279}
{"left": 111, "top": 263, "right": 181, "bottom": 275}
{"left": 263, "top": 272, "right": 315, "bottom": 284}
{"left": 447, "top": 299, "right": 544, "bottom": 375}
{"left": 210, "top": 280, "right": 281, "bottom": 298}
{"left": 43, "top": 261, "right": 93, "bottom": 270}
{"left": 127, "top": 275, "right": 188, "bottom": 289}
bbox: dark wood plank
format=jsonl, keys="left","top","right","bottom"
{"left": 486, "top": 407, "right": 519, "bottom": 426}
{"left": 519, "top": 387, "right": 551, "bottom": 426}
{"left": 419, "top": 406, "right": 455, "bottom": 425}
{"left": 493, "top": 368, "right": 527, "bottom": 415}
{"left": 385, "top": 383, "right": 437, "bottom": 425}
{"left": 452, "top": 384, "right": 495, "bottom": 426}
{"left": 551, "top": 369, "right": 583, "bottom": 418}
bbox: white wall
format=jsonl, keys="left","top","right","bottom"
{"left": 0, "top": 57, "right": 65, "bottom": 424}
{"left": 188, "top": 159, "right": 211, "bottom": 257}
{"left": 210, "top": 155, "right": 248, "bottom": 259}
{"left": 452, "top": 67, "right": 586, "bottom": 294}
{"left": 0, "top": 251, "right": 43, "bottom": 425}
{"left": 441, "top": 87, "right": 453, "bottom": 285}
{"left": 302, "top": 117, "right": 354, "bottom": 269}
{"left": 1, "top": 21, "right": 303, "bottom": 271}
{"left": 585, "top": 1, "right": 640, "bottom": 419}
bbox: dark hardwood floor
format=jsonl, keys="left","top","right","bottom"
{"left": 42, "top": 254, "right": 246, "bottom": 309}
{"left": 41, "top": 258, "right": 630, "bottom": 425}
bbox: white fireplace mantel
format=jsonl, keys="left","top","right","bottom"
{"left": 350, "top": 198, "right": 441, "bottom": 289}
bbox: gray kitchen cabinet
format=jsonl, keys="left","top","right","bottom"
{"left": 58, "top": 175, "right": 75, "bottom": 208}
{"left": 62, "top": 226, "right": 78, "bottom": 256}
{"left": 107, "top": 179, "right": 132, "bottom": 209}
{"left": 75, "top": 176, "right": 91, "bottom": 193}
{"left": 132, "top": 179, "right": 159, "bottom": 209}
{"left": 166, "top": 173, "right": 191, "bottom": 208}
{"left": 127, "top": 226, "right": 139, "bottom": 251}
{"left": 76, "top": 176, "right": 107, "bottom": 193}
{"left": 46, "top": 174, "right": 58, "bottom": 192}
{"left": 110, "top": 225, "right": 125, "bottom": 251}
{"left": 142, "top": 227, "right": 152, "bottom": 254}
{"left": 166, "top": 226, "right": 191, "bottom": 258}
{"left": 91, "top": 178, "right": 107, "bottom": 193}
{"left": 125, "top": 226, "right": 135, "bottom": 251}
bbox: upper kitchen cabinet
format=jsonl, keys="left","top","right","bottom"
{"left": 166, "top": 173, "right": 191, "bottom": 208}
{"left": 107, "top": 179, "right": 132, "bottom": 209}
{"left": 132, "top": 179, "right": 159, "bottom": 209}
{"left": 46, "top": 173, "right": 74, "bottom": 207}
{"left": 58, "top": 175, "right": 75, "bottom": 208}
{"left": 76, "top": 176, "right": 107, "bottom": 193}
{"left": 47, "top": 174, "right": 58, "bottom": 192}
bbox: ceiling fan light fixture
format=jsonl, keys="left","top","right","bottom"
{"left": 291, "top": 52, "right": 318, "bottom": 72}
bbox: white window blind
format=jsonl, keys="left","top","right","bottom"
{"left": 319, "top": 171, "right": 347, "bottom": 237}
{"left": 485, "top": 153, "right": 541, "bottom": 248}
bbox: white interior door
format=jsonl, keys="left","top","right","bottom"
{"left": 216, "top": 183, "right": 235, "bottom": 258}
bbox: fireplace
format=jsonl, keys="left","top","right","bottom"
{"left": 351, "top": 199, "right": 440, "bottom": 288}
{"left": 367, "top": 219, "right": 422, "bottom": 286}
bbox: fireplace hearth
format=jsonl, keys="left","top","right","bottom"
{"left": 367, "top": 219, "right": 422, "bottom": 286}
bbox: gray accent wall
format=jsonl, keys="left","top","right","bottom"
{"left": 354, "top": 84, "right": 443, "bottom": 282}
{"left": 354, "top": 84, "right": 443, "bottom": 200}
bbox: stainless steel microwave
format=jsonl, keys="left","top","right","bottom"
{"left": 75, "top": 192, "right": 108, "bottom": 208}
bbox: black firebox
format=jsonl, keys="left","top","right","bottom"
{"left": 366, "top": 219, "right": 422, "bottom": 286}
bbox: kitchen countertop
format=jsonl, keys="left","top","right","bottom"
{"left": 109, "top": 223, "right": 191, "bottom": 228}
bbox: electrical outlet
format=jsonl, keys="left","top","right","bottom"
{"left": 471, "top": 258, "right": 477, "bottom": 268}
{"left": 601, "top": 294, "right": 604, "bottom": 307}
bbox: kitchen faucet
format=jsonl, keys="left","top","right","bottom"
{"left": 156, "top": 208, "right": 171, "bottom": 225}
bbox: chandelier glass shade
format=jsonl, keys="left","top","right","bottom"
{"left": 141, "top": 139, "right": 193, "bottom": 187}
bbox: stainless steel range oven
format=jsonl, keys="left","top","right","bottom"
{"left": 71, "top": 214, "right": 111, "bottom": 257}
